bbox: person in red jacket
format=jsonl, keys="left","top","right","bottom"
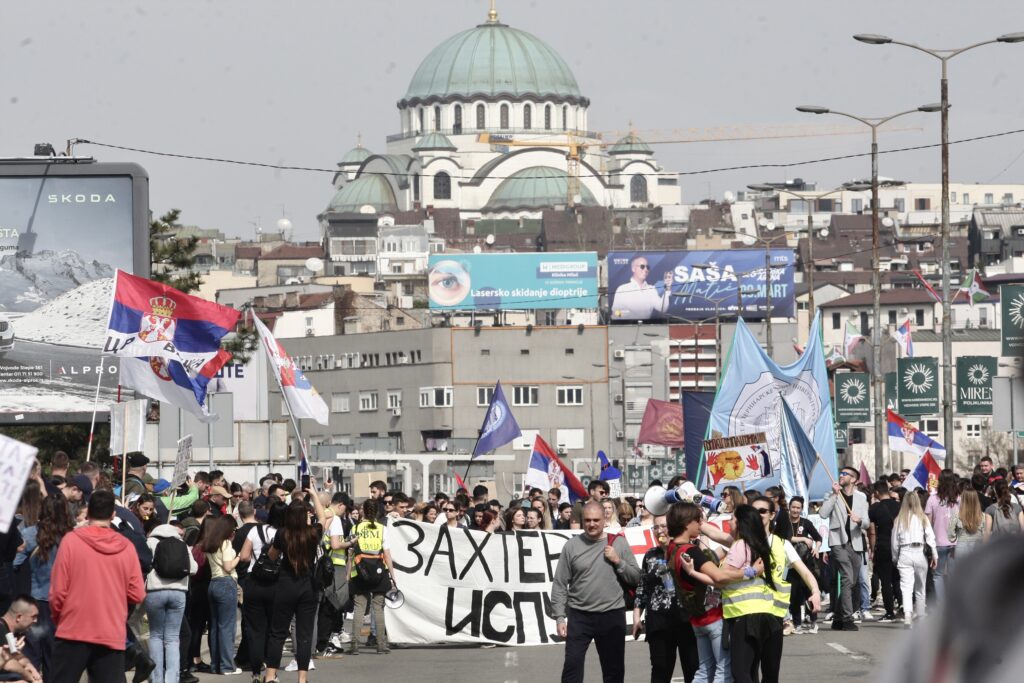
{"left": 48, "top": 489, "right": 146, "bottom": 683}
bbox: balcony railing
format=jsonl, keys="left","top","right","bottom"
{"left": 385, "top": 127, "right": 603, "bottom": 143}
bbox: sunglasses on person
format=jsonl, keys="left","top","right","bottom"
{"left": 636, "top": 264, "right": 650, "bottom": 270}
{"left": 445, "top": 507, "right": 456, "bottom": 513}
{"left": 754, "top": 507, "right": 772, "bottom": 515}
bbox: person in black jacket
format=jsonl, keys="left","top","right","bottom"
{"left": 633, "top": 514, "right": 698, "bottom": 683}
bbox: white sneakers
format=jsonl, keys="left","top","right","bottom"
{"left": 329, "top": 631, "right": 352, "bottom": 648}
{"left": 284, "top": 660, "right": 316, "bottom": 672}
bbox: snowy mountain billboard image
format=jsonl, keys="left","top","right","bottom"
{"left": 0, "top": 162, "right": 149, "bottom": 423}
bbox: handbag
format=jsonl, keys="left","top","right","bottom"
{"left": 313, "top": 549, "right": 335, "bottom": 590}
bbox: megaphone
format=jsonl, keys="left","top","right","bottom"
{"left": 384, "top": 587, "right": 405, "bottom": 610}
{"left": 643, "top": 481, "right": 724, "bottom": 516}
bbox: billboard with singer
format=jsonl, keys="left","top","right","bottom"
{"left": 607, "top": 249, "right": 795, "bottom": 321}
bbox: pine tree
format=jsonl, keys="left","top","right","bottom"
{"left": 150, "top": 208, "right": 203, "bottom": 293}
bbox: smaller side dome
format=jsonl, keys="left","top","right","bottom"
{"left": 484, "top": 166, "right": 598, "bottom": 211}
{"left": 608, "top": 133, "right": 653, "bottom": 156}
{"left": 338, "top": 145, "right": 373, "bottom": 166}
{"left": 326, "top": 175, "right": 398, "bottom": 214}
{"left": 412, "top": 132, "right": 457, "bottom": 153}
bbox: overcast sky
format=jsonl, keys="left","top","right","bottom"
{"left": 4, "top": 0, "right": 1024, "bottom": 242}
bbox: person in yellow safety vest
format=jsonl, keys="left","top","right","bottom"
{"left": 321, "top": 492, "right": 355, "bottom": 652}
{"left": 346, "top": 499, "right": 390, "bottom": 655}
{"left": 748, "top": 495, "right": 821, "bottom": 624}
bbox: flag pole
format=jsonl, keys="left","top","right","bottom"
{"left": 815, "top": 452, "right": 853, "bottom": 515}
{"left": 85, "top": 359, "right": 107, "bottom": 462}
{"left": 253, "top": 308, "right": 309, "bottom": 462}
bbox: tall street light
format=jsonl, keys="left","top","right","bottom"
{"left": 796, "top": 103, "right": 939, "bottom": 478}
{"left": 712, "top": 228, "right": 790, "bottom": 357}
{"left": 747, "top": 182, "right": 871, "bottom": 335}
{"left": 852, "top": 31, "right": 1024, "bottom": 465}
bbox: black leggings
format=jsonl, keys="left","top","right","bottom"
{"left": 50, "top": 638, "right": 125, "bottom": 683}
{"left": 187, "top": 580, "right": 210, "bottom": 661}
{"left": 727, "top": 614, "right": 784, "bottom": 683}
{"left": 242, "top": 578, "right": 277, "bottom": 675}
{"left": 646, "top": 621, "right": 698, "bottom": 682}
{"left": 265, "top": 573, "right": 318, "bottom": 672}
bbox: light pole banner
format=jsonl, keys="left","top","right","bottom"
{"left": 898, "top": 356, "right": 940, "bottom": 416}
{"left": 956, "top": 356, "right": 996, "bottom": 415}
{"left": 834, "top": 372, "right": 871, "bottom": 424}
{"left": 1001, "top": 284, "right": 1024, "bottom": 355}
{"left": 885, "top": 372, "right": 900, "bottom": 413}
{"left": 834, "top": 423, "right": 849, "bottom": 449}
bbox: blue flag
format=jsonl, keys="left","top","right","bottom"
{"left": 473, "top": 381, "right": 522, "bottom": 457}
{"left": 597, "top": 450, "right": 622, "bottom": 481}
{"left": 703, "top": 312, "right": 839, "bottom": 500}
{"left": 779, "top": 397, "right": 820, "bottom": 501}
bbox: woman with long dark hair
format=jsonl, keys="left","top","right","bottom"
{"left": 26, "top": 495, "right": 74, "bottom": 678}
{"left": 239, "top": 500, "right": 288, "bottom": 681}
{"left": 347, "top": 498, "right": 390, "bottom": 655}
{"left": 925, "top": 470, "right": 960, "bottom": 598}
{"left": 201, "top": 515, "right": 240, "bottom": 674}
{"left": 984, "top": 479, "right": 1024, "bottom": 538}
{"left": 131, "top": 493, "right": 160, "bottom": 535}
{"left": 264, "top": 480, "right": 327, "bottom": 683}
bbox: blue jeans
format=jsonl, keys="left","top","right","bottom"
{"left": 934, "top": 546, "right": 955, "bottom": 599}
{"left": 693, "top": 619, "right": 731, "bottom": 683}
{"left": 857, "top": 552, "right": 870, "bottom": 612}
{"left": 208, "top": 577, "right": 238, "bottom": 673}
{"left": 145, "top": 590, "right": 187, "bottom": 683}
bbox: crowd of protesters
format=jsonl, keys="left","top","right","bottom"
{"left": 0, "top": 447, "right": 1020, "bottom": 683}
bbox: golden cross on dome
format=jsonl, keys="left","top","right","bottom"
{"left": 488, "top": 0, "right": 498, "bottom": 23}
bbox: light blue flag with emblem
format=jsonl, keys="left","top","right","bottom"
{"left": 473, "top": 381, "right": 522, "bottom": 458}
{"left": 699, "top": 312, "right": 839, "bottom": 500}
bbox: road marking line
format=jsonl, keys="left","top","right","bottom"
{"left": 827, "top": 642, "right": 869, "bottom": 661}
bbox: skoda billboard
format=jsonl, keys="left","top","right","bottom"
{"left": 0, "top": 160, "right": 149, "bottom": 423}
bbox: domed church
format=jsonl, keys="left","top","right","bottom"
{"left": 322, "top": 2, "right": 682, "bottom": 251}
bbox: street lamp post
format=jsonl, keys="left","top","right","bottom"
{"left": 852, "top": 31, "right": 1024, "bottom": 466}
{"left": 797, "top": 103, "right": 938, "bottom": 478}
{"left": 747, "top": 182, "right": 871, "bottom": 336}
{"left": 712, "top": 228, "right": 790, "bottom": 357}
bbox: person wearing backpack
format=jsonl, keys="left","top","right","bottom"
{"left": 632, "top": 514, "right": 698, "bottom": 682}
{"left": 238, "top": 501, "right": 288, "bottom": 683}
{"left": 145, "top": 522, "right": 198, "bottom": 683}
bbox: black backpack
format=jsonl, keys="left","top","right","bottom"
{"left": 153, "top": 536, "right": 191, "bottom": 580}
{"left": 250, "top": 525, "right": 282, "bottom": 585}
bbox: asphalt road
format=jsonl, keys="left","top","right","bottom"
{"left": 198, "top": 619, "right": 908, "bottom": 683}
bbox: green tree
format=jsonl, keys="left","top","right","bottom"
{"left": 150, "top": 208, "right": 202, "bottom": 293}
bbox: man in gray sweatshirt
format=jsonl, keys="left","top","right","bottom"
{"left": 552, "top": 501, "right": 641, "bottom": 683}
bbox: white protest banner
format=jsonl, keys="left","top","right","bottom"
{"left": 109, "top": 399, "right": 147, "bottom": 455}
{"left": 172, "top": 434, "right": 193, "bottom": 487}
{"left": 385, "top": 520, "right": 656, "bottom": 646}
{"left": 0, "top": 435, "right": 38, "bottom": 533}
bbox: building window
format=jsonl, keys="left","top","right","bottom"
{"left": 985, "top": 193, "right": 994, "bottom": 204}
{"left": 950, "top": 192, "right": 957, "bottom": 203}
{"left": 513, "top": 385, "right": 540, "bottom": 406}
{"left": 894, "top": 198, "right": 905, "bottom": 212}
{"left": 476, "top": 386, "right": 494, "bottom": 406}
{"left": 562, "top": 105, "right": 568, "bottom": 130}
{"left": 918, "top": 418, "right": 940, "bottom": 438}
{"left": 480, "top": 349, "right": 490, "bottom": 356}
{"left": 851, "top": 198, "right": 863, "bottom": 213}
{"left": 1004, "top": 193, "right": 1014, "bottom": 204}
{"left": 980, "top": 307, "right": 989, "bottom": 326}
{"left": 412, "top": 173, "right": 420, "bottom": 202}
{"left": 476, "top": 103, "right": 485, "bottom": 130}
{"left": 331, "top": 393, "right": 350, "bottom": 413}
{"left": 500, "top": 104, "right": 509, "bottom": 130}
{"left": 915, "top": 308, "right": 925, "bottom": 326}
{"left": 419, "top": 386, "right": 453, "bottom": 408}
{"left": 418, "top": 107, "right": 424, "bottom": 133}
{"left": 433, "top": 172, "right": 451, "bottom": 200}
{"left": 915, "top": 198, "right": 931, "bottom": 210}
{"left": 965, "top": 422, "right": 981, "bottom": 438}
{"left": 832, "top": 312, "right": 842, "bottom": 330}
{"left": 386, "top": 390, "right": 402, "bottom": 410}
{"left": 434, "top": 105, "right": 441, "bottom": 132}
{"left": 453, "top": 104, "right": 462, "bottom": 134}
{"left": 565, "top": 348, "right": 575, "bottom": 355}
{"left": 523, "top": 103, "right": 532, "bottom": 129}
{"left": 544, "top": 104, "right": 552, "bottom": 130}
{"left": 630, "top": 175, "right": 648, "bottom": 203}
{"left": 358, "top": 391, "right": 378, "bottom": 412}
{"left": 888, "top": 310, "right": 897, "bottom": 326}
{"left": 556, "top": 386, "right": 584, "bottom": 406}
{"left": 396, "top": 316, "right": 405, "bottom": 326}
{"left": 520, "top": 349, "right": 530, "bottom": 356}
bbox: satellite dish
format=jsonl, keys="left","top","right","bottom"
{"left": 766, "top": 221, "right": 776, "bottom": 231}
{"left": 882, "top": 217, "right": 895, "bottom": 228}
{"left": 723, "top": 190, "right": 736, "bottom": 203}
{"left": 276, "top": 218, "right": 293, "bottom": 232}
{"left": 305, "top": 257, "right": 324, "bottom": 272}
{"left": 473, "top": 245, "right": 482, "bottom": 253}
{"left": 485, "top": 234, "right": 495, "bottom": 245}
{"left": 818, "top": 227, "right": 830, "bottom": 238}
{"left": 758, "top": 218, "right": 768, "bottom": 228}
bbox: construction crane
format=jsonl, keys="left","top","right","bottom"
{"left": 599, "top": 122, "right": 923, "bottom": 146}
{"left": 476, "top": 132, "right": 593, "bottom": 208}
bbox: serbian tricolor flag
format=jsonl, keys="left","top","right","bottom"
{"left": 887, "top": 408, "right": 946, "bottom": 459}
{"left": 119, "top": 351, "right": 231, "bottom": 422}
{"left": 525, "top": 435, "right": 587, "bottom": 504}
{"left": 104, "top": 270, "right": 240, "bottom": 375}
{"left": 252, "top": 313, "right": 329, "bottom": 426}
{"left": 892, "top": 319, "right": 914, "bottom": 357}
{"left": 906, "top": 450, "right": 942, "bottom": 491}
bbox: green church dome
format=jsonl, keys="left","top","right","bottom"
{"left": 338, "top": 145, "right": 372, "bottom": 166}
{"left": 608, "top": 133, "right": 653, "bottom": 155}
{"left": 326, "top": 175, "right": 398, "bottom": 214}
{"left": 484, "top": 166, "right": 598, "bottom": 211}
{"left": 412, "top": 132, "right": 457, "bottom": 153}
{"left": 399, "top": 13, "right": 586, "bottom": 107}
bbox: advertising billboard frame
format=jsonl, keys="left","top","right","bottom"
{"left": 0, "top": 159, "right": 150, "bottom": 424}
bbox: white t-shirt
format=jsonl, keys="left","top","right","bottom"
{"left": 328, "top": 515, "right": 347, "bottom": 538}
{"left": 611, "top": 280, "right": 668, "bottom": 320}
{"left": 246, "top": 524, "right": 277, "bottom": 559}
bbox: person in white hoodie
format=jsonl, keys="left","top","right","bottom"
{"left": 145, "top": 523, "right": 198, "bottom": 683}
{"left": 891, "top": 491, "right": 937, "bottom": 629}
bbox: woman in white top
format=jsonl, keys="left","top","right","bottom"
{"left": 145, "top": 524, "right": 198, "bottom": 683}
{"left": 891, "top": 491, "right": 937, "bottom": 628}
{"left": 238, "top": 500, "right": 288, "bottom": 680}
